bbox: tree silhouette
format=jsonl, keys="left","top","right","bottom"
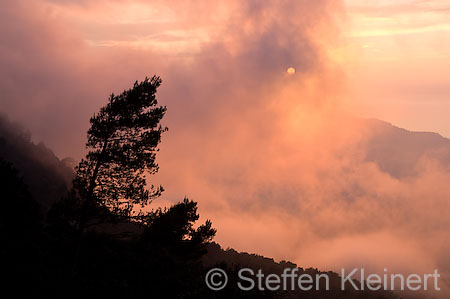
{"left": 73, "top": 76, "right": 167, "bottom": 233}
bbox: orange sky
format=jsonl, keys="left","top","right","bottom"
{"left": 6, "top": 0, "right": 447, "bottom": 139}
{"left": 344, "top": 0, "right": 450, "bottom": 137}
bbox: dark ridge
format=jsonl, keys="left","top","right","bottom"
{"left": 363, "top": 118, "right": 450, "bottom": 178}
{"left": 0, "top": 114, "right": 74, "bottom": 209}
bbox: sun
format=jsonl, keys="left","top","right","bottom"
{"left": 287, "top": 67, "right": 296, "bottom": 75}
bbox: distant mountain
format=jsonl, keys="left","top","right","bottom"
{"left": 0, "top": 114, "right": 74, "bottom": 209}
{"left": 362, "top": 118, "right": 450, "bottom": 178}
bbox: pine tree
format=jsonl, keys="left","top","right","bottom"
{"left": 73, "top": 76, "right": 167, "bottom": 232}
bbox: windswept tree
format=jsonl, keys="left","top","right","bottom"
{"left": 45, "top": 76, "right": 216, "bottom": 295}
{"left": 73, "top": 76, "right": 167, "bottom": 232}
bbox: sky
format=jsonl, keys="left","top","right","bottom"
{"left": 1, "top": 0, "right": 450, "bottom": 296}
{"left": 2, "top": 0, "right": 450, "bottom": 154}
{"left": 344, "top": 0, "right": 450, "bottom": 136}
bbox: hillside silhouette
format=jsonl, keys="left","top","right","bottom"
{"left": 0, "top": 114, "right": 73, "bottom": 209}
